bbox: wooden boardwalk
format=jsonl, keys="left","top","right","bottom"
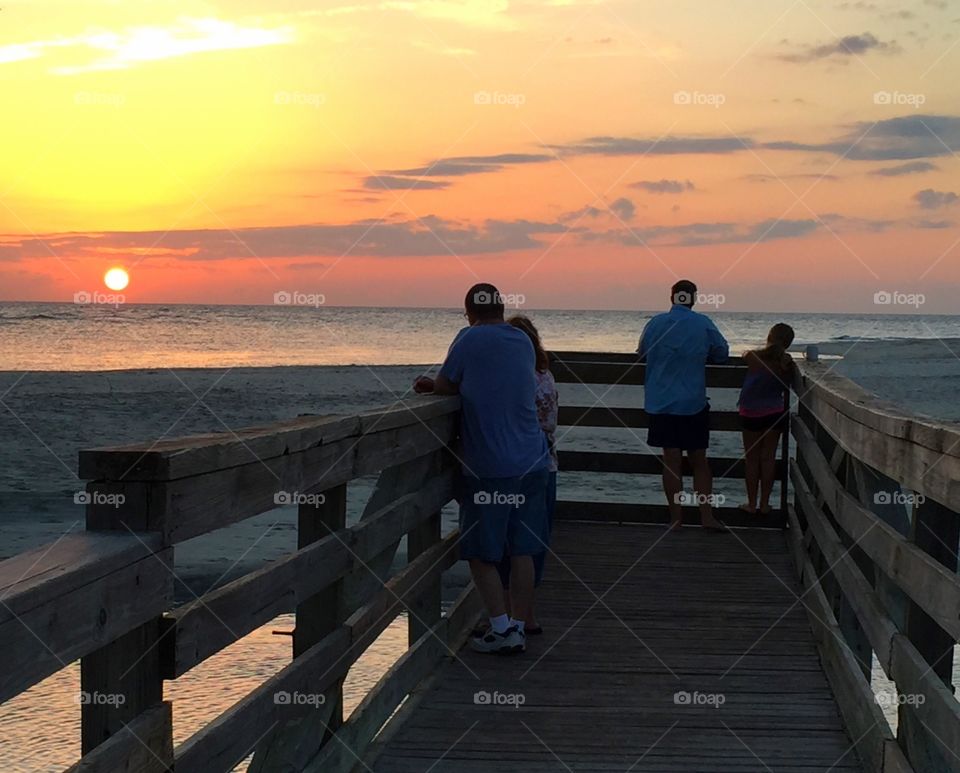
{"left": 370, "top": 521, "right": 865, "bottom": 772}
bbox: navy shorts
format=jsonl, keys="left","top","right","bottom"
{"left": 458, "top": 469, "right": 550, "bottom": 563}
{"left": 647, "top": 406, "right": 710, "bottom": 451}
{"left": 499, "top": 470, "right": 557, "bottom": 588}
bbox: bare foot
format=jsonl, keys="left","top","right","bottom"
{"left": 701, "top": 516, "right": 729, "bottom": 533}
{"left": 738, "top": 503, "right": 757, "bottom": 514}
{"left": 758, "top": 505, "right": 773, "bottom": 516}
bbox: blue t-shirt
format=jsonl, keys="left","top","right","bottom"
{"left": 637, "top": 304, "right": 729, "bottom": 415}
{"left": 439, "top": 324, "right": 550, "bottom": 478}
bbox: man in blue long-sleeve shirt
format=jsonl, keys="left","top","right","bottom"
{"left": 638, "top": 279, "right": 729, "bottom": 531}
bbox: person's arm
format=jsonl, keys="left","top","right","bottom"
{"left": 706, "top": 321, "right": 729, "bottom": 364}
{"left": 432, "top": 374, "right": 459, "bottom": 395}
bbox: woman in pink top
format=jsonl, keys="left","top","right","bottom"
{"left": 738, "top": 323, "right": 795, "bottom": 515}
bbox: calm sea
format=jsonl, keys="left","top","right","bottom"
{"left": 2, "top": 302, "right": 960, "bottom": 370}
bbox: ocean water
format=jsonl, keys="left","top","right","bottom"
{"left": 2, "top": 302, "right": 960, "bottom": 370}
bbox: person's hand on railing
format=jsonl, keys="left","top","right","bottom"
{"left": 413, "top": 376, "right": 435, "bottom": 394}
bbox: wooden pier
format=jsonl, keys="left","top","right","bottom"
{"left": 1, "top": 351, "right": 958, "bottom": 772}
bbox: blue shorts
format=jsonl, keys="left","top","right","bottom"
{"left": 458, "top": 469, "right": 550, "bottom": 563}
{"left": 499, "top": 471, "right": 557, "bottom": 588}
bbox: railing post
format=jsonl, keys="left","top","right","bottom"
{"left": 407, "top": 510, "right": 442, "bottom": 645}
{"left": 80, "top": 485, "right": 173, "bottom": 769}
{"left": 898, "top": 497, "right": 959, "bottom": 773}
{"left": 250, "top": 483, "right": 348, "bottom": 772}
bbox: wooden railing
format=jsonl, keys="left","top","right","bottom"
{"left": 5, "top": 348, "right": 959, "bottom": 773}
{"left": 0, "top": 396, "right": 483, "bottom": 773}
{"left": 790, "top": 360, "right": 960, "bottom": 773}
{"left": 549, "top": 351, "right": 790, "bottom": 527}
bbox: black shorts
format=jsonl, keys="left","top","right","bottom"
{"left": 739, "top": 411, "right": 788, "bottom": 433}
{"left": 647, "top": 406, "right": 710, "bottom": 451}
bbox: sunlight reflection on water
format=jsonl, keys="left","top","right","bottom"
{"left": 0, "top": 613, "right": 409, "bottom": 772}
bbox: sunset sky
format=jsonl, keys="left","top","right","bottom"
{"left": 1, "top": 0, "right": 959, "bottom": 311}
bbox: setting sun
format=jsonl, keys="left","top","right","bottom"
{"left": 103, "top": 267, "right": 130, "bottom": 291}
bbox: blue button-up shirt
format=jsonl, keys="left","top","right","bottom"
{"left": 637, "top": 305, "right": 729, "bottom": 415}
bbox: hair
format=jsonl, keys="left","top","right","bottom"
{"left": 464, "top": 283, "right": 504, "bottom": 320}
{"left": 508, "top": 315, "right": 549, "bottom": 372}
{"left": 671, "top": 279, "right": 698, "bottom": 308}
{"left": 756, "top": 323, "right": 795, "bottom": 376}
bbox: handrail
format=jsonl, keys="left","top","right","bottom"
{"left": 791, "top": 360, "right": 960, "bottom": 773}
{"left": 1, "top": 394, "right": 472, "bottom": 773}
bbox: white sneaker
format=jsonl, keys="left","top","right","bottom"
{"left": 469, "top": 624, "right": 525, "bottom": 654}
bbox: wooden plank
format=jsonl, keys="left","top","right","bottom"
{"left": 791, "top": 461, "right": 898, "bottom": 671}
{"left": 443, "top": 585, "right": 482, "bottom": 649}
{"left": 0, "top": 535, "right": 171, "bottom": 703}
{"left": 164, "top": 471, "right": 454, "bottom": 677}
{"left": 558, "top": 449, "right": 784, "bottom": 479}
{"left": 174, "top": 531, "right": 459, "bottom": 773}
{"left": 555, "top": 501, "right": 787, "bottom": 528}
{"left": 304, "top": 622, "right": 446, "bottom": 773}
{"left": 174, "top": 626, "right": 354, "bottom": 773}
{"left": 558, "top": 405, "right": 743, "bottom": 431}
{"left": 66, "top": 703, "right": 172, "bottom": 773}
{"left": 792, "top": 417, "right": 960, "bottom": 642}
{"left": 78, "top": 396, "right": 459, "bottom": 481}
{"left": 81, "top": 620, "right": 166, "bottom": 755}
{"left": 796, "top": 362, "right": 960, "bottom": 513}
{"left": 86, "top": 413, "right": 457, "bottom": 544}
{"left": 898, "top": 497, "right": 960, "bottom": 773}
{"left": 408, "top": 510, "right": 441, "bottom": 646}
{"left": 550, "top": 359, "right": 746, "bottom": 388}
{"left": 786, "top": 507, "right": 912, "bottom": 773}
{"left": 368, "top": 521, "right": 870, "bottom": 773}
{"left": 889, "top": 633, "right": 960, "bottom": 773}
{"left": 549, "top": 350, "right": 748, "bottom": 365}
{"left": 248, "top": 484, "right": 349, "bottom": 773}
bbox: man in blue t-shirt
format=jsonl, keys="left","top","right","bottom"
{"left": 638, "top": 279, "right": 729, "bottom": 532}
{"left": 414, "top": 283, "right": 550, "bottom": 655}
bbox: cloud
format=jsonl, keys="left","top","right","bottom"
{"left": 583, "top": 218, "right": 820, "bottom": 248}
{"left": 763, "top": 115, "right": 960, "bottom": 160}
{"left": 630, "top": 179, "right": 695, "bottom": 194}
{"left": 778, "top": 32, "right": 899, "bottom": 63}
{"left": 363, "top": 176, "right": 450, "bottom": 190}
{"left": 1, "top": 217, "right": 571, "bottom": 260}
{"left": 0, "top": 19, "right": 293, "bottom": 75}
{"left": 550, "top": 136, "right": 749, "bottom": 156}
{"left": 869, "top": 161, "right": 938, "bottom": 176}
{"left": 743, "top": 173, "right": 839, "bottom": 183}
{"left": 913, "top": 189, "right": 959, "bottom": 210}
{"left": 386, "top": 153, "right": 553, "bottom": 178}
{"left": 609, "top": 198, "right": 636, "bottom": 221}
